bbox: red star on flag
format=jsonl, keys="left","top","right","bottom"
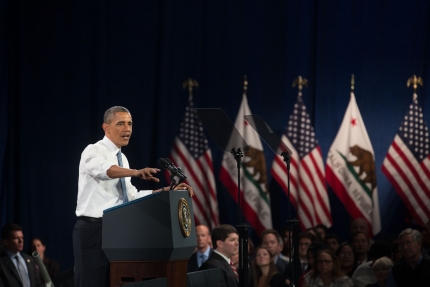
{"left": 351, "top": 118, "right": 357, "bottom": 126}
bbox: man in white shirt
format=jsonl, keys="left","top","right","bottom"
{"left": 73, "top": 106, "right": 193, "bottom": 287}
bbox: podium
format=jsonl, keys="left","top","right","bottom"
{"left": 102, "top": 190, "right": 196, "bottom": 287}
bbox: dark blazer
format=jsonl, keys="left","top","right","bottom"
{"left": 199, "top": 251, "right": 239, "bottom": 287}
{"left": 187, "top": 248, "right": 213, "bottom": 273}
{"left": 249, "top": 272, "right": 287, "bottom": 287}
{"left": 0, "top": 250, "right": 43, "bottom": 287}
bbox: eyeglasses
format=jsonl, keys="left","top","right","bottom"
{"left": 317, "top": 260, "right": 333, "bottom": 265}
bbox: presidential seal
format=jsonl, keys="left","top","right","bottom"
{"left": 178, "top": 198, "right": 192, "bottom": 237}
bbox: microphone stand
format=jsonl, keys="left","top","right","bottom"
{"left": 281, "top": 151, "right": 300, "bottom": 287}
{"left": 231, "top": 148, "right": 249, "bottom": 287}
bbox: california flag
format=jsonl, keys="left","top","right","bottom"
{"left": 219, "top": 94, "right": 272, "bottom": 235}
{"left": 325, "top": 93, "right": 381, "bottom": 236}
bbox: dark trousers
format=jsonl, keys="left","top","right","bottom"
{"left": 73, "top": 218, "right": 110, "bottom": 287}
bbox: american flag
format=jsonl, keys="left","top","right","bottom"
{"left": 271, "top": 95, "right": 332, "bottom": 230}
{"left": 168, "top": 99, "right": 220, "bottom": 229}
{"left": 382, "top": 97, "right": 430, "bottom": 225}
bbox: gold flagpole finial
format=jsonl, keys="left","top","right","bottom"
{"left": 292, "top": 75, "right": 308, "bottom": 96}
{"left": 407, "top": 75, "right": 423, "bottom": 100}
{"left": 243, "top": 75, "right": 248, "bottom": 95}
{"left": 182, "top": 78, "right": 199, "bottom": 101}
{"left": 351, "top": 74, "right": 355, "bottom": 92}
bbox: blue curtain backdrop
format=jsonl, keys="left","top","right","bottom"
{"left": 1, "top": 0, "right": 429, "bottom": 270}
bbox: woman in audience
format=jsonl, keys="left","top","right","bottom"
{"left": 299, "top": 242, "right": 326, "bottom": 286}
{"left": 30, "top": 237, "right": 60, "bottom": 281}
{"left": 336, "top": 243, "right": 357, "bottom": 278}
{"left": 302, "top": 249, "right": 353, "bottom": 287}
{"left": 250, "top": 246, "right": 286, "bottom": 287}
{"left": 366, "top": 256, "right": 393, "bottom": 287}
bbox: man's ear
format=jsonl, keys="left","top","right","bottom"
{"left": 102, "top": 123, "right": 108, "bottom": 133}
{"left": 216, "top": 239, "right": 223, "bottom": 250}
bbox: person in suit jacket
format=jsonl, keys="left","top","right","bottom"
{"left": 199, "top": 224, "right": 239, "bottom": 287}
{"left": 261, "top": 229, "right": 288, "bottom": 275}
{"left": 0, "top": 223, "right": 43, "bottom": 287}
{"left": 188, "top": 225, "right": 213, "bottom": 272}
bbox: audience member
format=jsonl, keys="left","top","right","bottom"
{"left": 281, "top": 228, "right": 293, "bottom": 259}
{"left": 261, "top": 229, "right": 288, "bottom": 275}
{"left": 299, "top": 241, "right": 326, "bottom": 286}
{"left": 302, "top": 249, "right": 353, "bottom": 287}
{"left": 390, "top": 240, "right": 402, "bottom": 264}
{"left": 336, "top": 244, "right": 356, "bottom": 278}
{"left": 351, "top": 218, "right": 369, "bottom": 236}
{"left": 314, "top": 225, "right": 328, "bottom": 242}
{"left": 298, "top": 232, "right": 316, "bottom": 274}
{"left": 386, "top": 228, "right": 430, "bottom": 287}
{"left": 249, "top": 246, "right": 286, "bottom": 287}
{"left": 188, "top": 225, "right": 212, "bottom": 272}
{"left": 30, "top": 237, "right": 60, "bottom": 282}
{"left": 199, "top": 224, "right": 239, "bottom": 287}
{"left": 324, "top": 234, "right": 341, "bottom": 253}
{"left": 351, "top": 232, "right": 370, "bottom": 265}
{"left": 367, "top": 257, "right": 393, "bottom": 287}
{"left": 352, "top": 240, "right": 393, "bottom": 287}
{"left": 0, "top": 223, "right": 43, "bottom": 287}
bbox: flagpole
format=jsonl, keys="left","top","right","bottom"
{"left": 285, "top": 76, "right": 309, "bottom": 287}
{"left": 233, "top": 75, "right": 249, "bottom": 287}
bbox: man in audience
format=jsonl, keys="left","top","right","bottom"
{"left": 188, "top": 225, "right": 212, "bottom": 272}
{"left": 199, "top": 224, "right": 239, "bottom": 287}
{"left": 324, "top": 234, "right": 340, "bottom": 253}
{"left": 314, "top": 224, "right": 328, "bottom": 242}
{"left": 386, "top": 228, "right": 430, "bottom": 287}
{"left": 351, "top": 218, "right": 369, "bottom": 236}
{"left": 351, "top": 232, "right": 370, "bottom": 265}
{"left": 0, "top": 223, "right": 43, "bottom": 287}
{"left": 261, "top": 229, "right": 288, "bottom": 275}
{"left": 352, "top": 240, "right": 393, "bottom": 287}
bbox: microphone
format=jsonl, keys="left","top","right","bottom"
{"left": 157, "top": 158, "right": 187, "bottom": 181}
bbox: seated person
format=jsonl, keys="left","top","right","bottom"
{"left": 30, "top": 237, "right": 60, "bottom": 282}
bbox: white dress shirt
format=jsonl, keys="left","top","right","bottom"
{"left": 76, "top": 136, "right": 152, "bottom": 218}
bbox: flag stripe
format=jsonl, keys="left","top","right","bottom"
{"left": 382, "top": 137, "right": 430, "bottom": 225}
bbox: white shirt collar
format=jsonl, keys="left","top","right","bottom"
{"left": 213, "top": 250, "right": 230, "bottom": 264}
{"left": 102, "top": 136, "right": 120, "bottom": 156}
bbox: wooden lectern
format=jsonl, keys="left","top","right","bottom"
{"left": 102, "top": 191, "right": 196, "bottom": 287}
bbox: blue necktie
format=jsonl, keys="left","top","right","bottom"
{"left": 116, "top": 150, "right": 129, "bottom": 203}
{"left": 199, "top": 254, "right": 206, "bottom": 268}
{"left": 15, "top": 256, "right": 30, "bottom": 287}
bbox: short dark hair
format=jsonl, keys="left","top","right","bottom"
{"left": 260, "top": 229, "right": 282, "bottom": 244}
{"left": 103, "top": 106, "right": 130, "bottom": 124}
{"left": 299, "top": 232, "right": 316, "bottom": 242}
{"left": 324, "top": 233, "right": 340, "bottom": 244}
{"left": 1, "top": 223, "right": 23, "bottom": 240}
{"left": 211, "top": 224, "right": 237, "bottom": 249}
{"left": 368, "top": 240, "right": 392, "bottom": 260}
